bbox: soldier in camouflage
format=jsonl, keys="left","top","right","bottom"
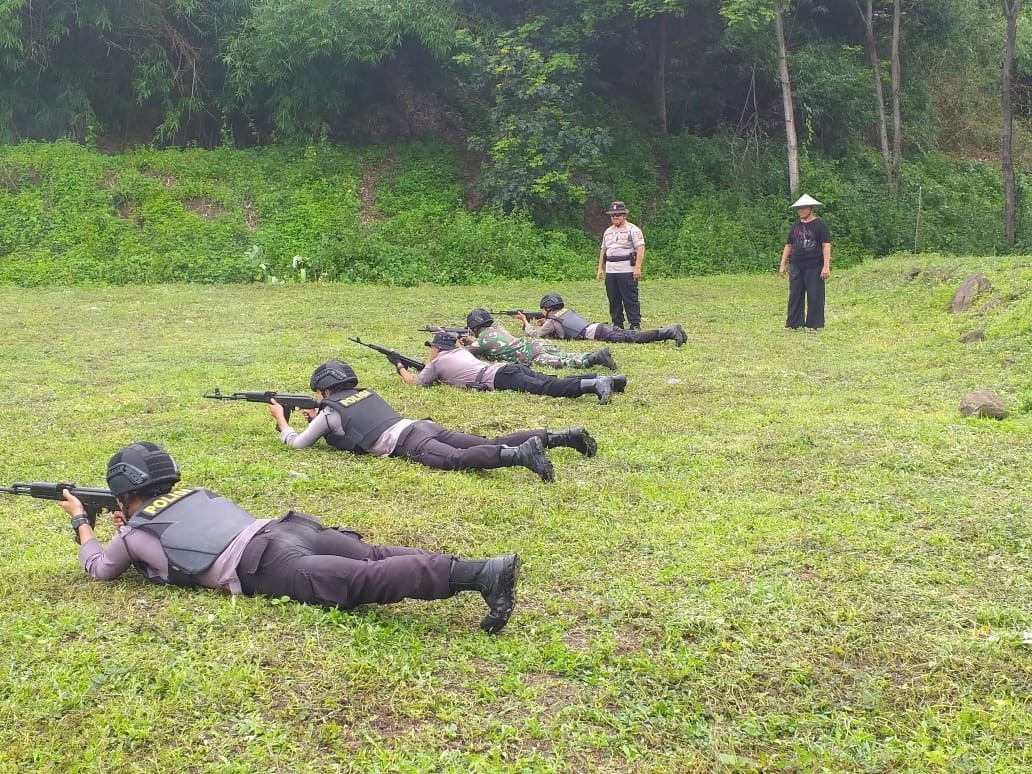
{"left": 461, "top": 309, "right": 618, "bottom": 370}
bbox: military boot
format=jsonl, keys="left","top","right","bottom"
{"left": 660, "top": 325, "right": 686, "bottom": 347}
{"left": 500, "top": 435, "right": 555, "bottom": 482}
{"left": 580, "top": 376, "right": 615, "bottom": 404}
{"left": 586, "top": 347, "right": 617, "bottom": 370}
{"left": 449, "top": 554, "right": 521, "bottom": 633}
{"left": 611, "top": 375, "right": 627, "bottom": 392}
{"left": 546, "top": 427, "right": 597, "bottom": 457}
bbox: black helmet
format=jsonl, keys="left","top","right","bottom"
{"left": 310, "top": 360, "right": 357, "bottom": 391}
{"left": 106, "top": 441, "right": 181, "bottom": 498}
{"left": 540, "top": 293, "right": 564, "bottom": 311}
{"left": 466, "top": 308, "right": 494, "bottom": 331}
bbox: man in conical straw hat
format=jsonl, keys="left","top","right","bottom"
{"left": 778, "top": 194, "right": 832, "bottom": 332}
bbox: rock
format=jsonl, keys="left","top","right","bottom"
{"left": 959, "top": 389, "right": 1008, "bottom": 419}
{"left": 903, "top": 267, "right": 922, "bottom": 281}
{"left": 957, "top": 329, "right": 985, "bottom": 343}
{"left": 949, "top": 273, "right": 992, "bottom": 313}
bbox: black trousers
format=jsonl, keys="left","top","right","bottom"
{"left": 493, "top": 364, "right": 594, "bottom": 399}
{"left": 391, "top": 420, "right": 543, "bottom": 470}
{"left": 237, "top": 512, "right": 453, "bottom": 609}
{"left": 786, "top": 264, "right": 826, "bottom": 329}
{"left": 593, "top": 323, "right": 663, "bottom": 344}
{"left": 605, "top": 272, "right": 641, "bottom": 328}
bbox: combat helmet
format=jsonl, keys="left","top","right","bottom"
{"left": 466, "top": 308, "right": 494, "bottom": 332}
{"left": 106, "top": 441, "right": 181, "bottom": 498}
{"left": 540, "top": 293, "right": 564, "bottom": 311}
{"left": 310, "top": 360, "right": 358, "bottom": 392}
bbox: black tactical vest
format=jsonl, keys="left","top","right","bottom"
{"left": 555, "top": 308, "right": 591, "bottom": 339}
{"left": 128, "top": 488, "right": 256, "bottom": 586}
{"left": 321, "top": 388, "right": 403, "bottom": 454}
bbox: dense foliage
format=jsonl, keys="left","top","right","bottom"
{"left": 1, "top": 138, "right": 1027, "bottom": 286}
{"left": 1, "top": 0, "right": 1030, "bottom": 226}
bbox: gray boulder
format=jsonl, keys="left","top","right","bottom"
{"left": 957, "top": 329, "right": 985, "bottom": 344}
{"left": 949, "top": 273, "right": 992, "bottom": 313}
{"left": 959, "top": 389, "right": 1008, "bottom": 419}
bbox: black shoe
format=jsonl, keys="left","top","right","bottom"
{"left": 611, "top": 375, "right": 627, "bottom": 393}
{"left": 629, "top": 324, "right": 641, "bottom": 331}
{"left": 547, "top": 427, "right": 597, "bottom": 457}
{"left": 478, "top": 554, "right": 520, "bottom": 634}
{"left": 593, "top": 376, "right": 614, "bottom": 405}
{"left": 672, "top": 324, "right": 686, "bottom": 347}
{"left": 596, "top": 348, "right": 617, "bottom": 370}
{"left": 516, "top": 436, "right": 554, "bottom": 482}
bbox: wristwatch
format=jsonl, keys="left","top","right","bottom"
{"left": 70, "top": 513, "right": 91, "bottom": 544}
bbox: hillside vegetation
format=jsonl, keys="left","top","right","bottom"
{"left": 1, "top": 139, "right": 1027, "bottom": 288}
{"left": 1, "top": 255, "right": 1030, "bottom": 770}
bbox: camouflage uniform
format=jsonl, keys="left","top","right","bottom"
{"left": 466, "top": 326, "right": 592, "bottom": 369}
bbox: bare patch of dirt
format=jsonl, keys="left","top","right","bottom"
{"left": 182, "top": 197, "right": 228, "bottom": 219}
{"left": 114, "top": 197, "right": 143, "bottom": 226}
{"left": 356, "top": 153, "right": 399, "bottom": 225}
{"left": 242, "top": 200, "right": 259, "bottom": 230}
{"left": 143, "top": 170, "right": 176, "bottom": 187}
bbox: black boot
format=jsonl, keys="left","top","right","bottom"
{"left": 546, "top": 427, "right": 597, "bottom": 457}
{"left": 660, "top": 324, "right": 686, "bottom": 347}
{"left": 586, "top": 347, "right": 617, "bottom": 370}
{"left": 580, "top": 376, "right": 614, "bottom": 404}
{"left": 449, "top": 554, "right": 521, "bottom": 633}
{"left": 500, "top": 436, "right": 554, "bottom": 482}
{"left": 611, "top": 375, "right": 627, "bottom": 393}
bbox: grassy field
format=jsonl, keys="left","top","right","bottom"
{"left": 1, "top": 254, "right": 1030, "bottom": 772}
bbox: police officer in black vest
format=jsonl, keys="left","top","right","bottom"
{"left": 517, "top": 294, "right": 686, "bottom": 346}
{"left": 60, "top": 441, "right": 522, "bottom": 633}
{"left": 268, "top": 360, "right": 599, "bottom": 482}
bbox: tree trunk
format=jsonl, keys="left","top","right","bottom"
{"left": 774, "top": 6, "right": 799, "bottom": 195}
{"left": 654, "top": 16, "right": 669, "bottom": 134}
{"left": 856, "top": 0, "right": 894, "bottom": 195}
{"left": 889, "top": 0, "right": 902, "bottom": 189}
{"left": 1002, "top": 0, "right": 1021, "bottom": 246}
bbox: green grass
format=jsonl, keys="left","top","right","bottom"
{"left": 1, "top": 254, "right": 1030, "bottom": 772}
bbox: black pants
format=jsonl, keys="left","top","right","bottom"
{"left": 593, "top": 323, "right": 663, "bottom": 344}
{"left": 786, "top": 264, "right": 825, "bottom": 329}
{"left": 493, "top": 364, "right": 594, "bottom": 399}
{"left": 605, "top": 272, "right": 641, "bottom": 328}
{"left": 391, "top": 420, "right": 542, "bottom": 470}
{"left": 237, "top": 511, "right": 452, "bottom": 609}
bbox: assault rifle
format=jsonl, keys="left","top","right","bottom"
{"left": 348, "top": 337, "right": 425, "bottom": 371}
{"left": 203, "top": 388, "right": 319, "bottom": 420}
{"left": 489, "top": 309, "right": 545, "bottom": 320}
{"left": 1, "top": 482, "right": 118, "bottom": 526}
{"left": 417, "top": 326, "right": 470, "bottom": 336}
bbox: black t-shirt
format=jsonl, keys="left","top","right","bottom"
{"left": 786, "top": 217, "right": 831, "bottom": 268}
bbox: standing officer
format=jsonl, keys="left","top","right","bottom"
{"left": 463, "top": 308, "right": 617, "bottom": 370}
{"left": 269, "top": 360, "right": 601, "bottom": 483}
{"left": 59, "top": 441, "right": 522, "bottom": 633}
{"left": 597, "top": 201, "right": 645, "bottom": 330}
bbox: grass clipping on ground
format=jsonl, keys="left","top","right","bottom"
{"left": 1, "top": 254, "right": 1030, "bottom": 771}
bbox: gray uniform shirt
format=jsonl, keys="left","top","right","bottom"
{"left": 415, "top": 348, "right": 505, "bottom": 389}
{"left": 279, "top": 407, "right": 415, "bottom": 456}
{"left": 524, "top": 318, "right": 601, "bottom": 340}
{"left": 79, "top": 518, "right": 271, "bottom": 594}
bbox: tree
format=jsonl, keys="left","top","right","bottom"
{"left": 1001, "top": 0, "right": 1022, "bottom": 246}
{"left": 722, "top": 0, "right": 800, "bottom": 194}
{"left": 854, "top": 0, "right": 902, "bottom": 195}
